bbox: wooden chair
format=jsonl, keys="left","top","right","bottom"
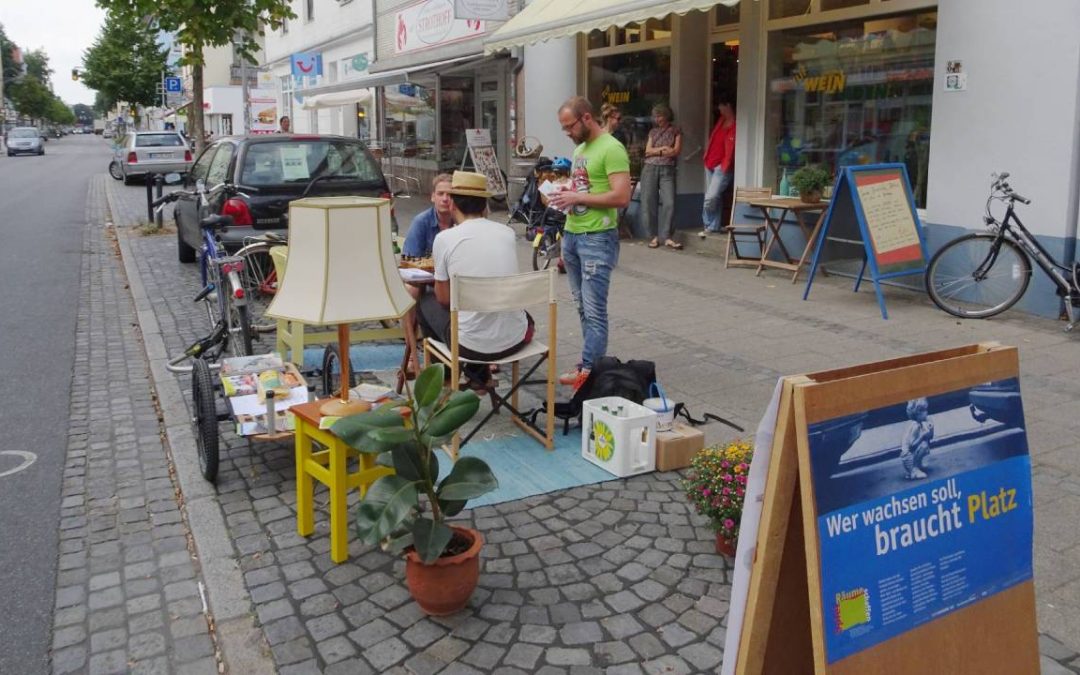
{"left": 423, "top": 269, "right": 558, "bottom": 460}
{"left": 724, "top": 186, "right": 772, "bottom": 268}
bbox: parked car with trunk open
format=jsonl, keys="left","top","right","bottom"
{"left": 173, "top": 134, "right": 397, "bottom": 263}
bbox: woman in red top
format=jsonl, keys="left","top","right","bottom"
{"left": 700, "top": 98, "right": 736, "bottom": 237}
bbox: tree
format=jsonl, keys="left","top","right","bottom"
{"left": 82, "top": 10, "right": 168, "bottom": 115}
{"left": 9, "top": 76, "right": 54, "bottom": 123}
{"left": 73, "top": 103, "right": 95, "bottom": 126}
{"left": 0, "top": 23, "right": 21, "bottom": 87}
{"left": 48, "top": 98, "right": 76, "bottom": 125}
{"left": 97, "top": 0, "right": 294, "bottom": 152}
{"left": 23, "top": 49, "right": 52, "bottom": 89}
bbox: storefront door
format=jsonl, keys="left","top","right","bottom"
{"left": 479, "top": 77, "right": 503, "bottom": 171}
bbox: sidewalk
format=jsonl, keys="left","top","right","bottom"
{"left": 74, "top": 176, "right": 1080, "bottom": 674}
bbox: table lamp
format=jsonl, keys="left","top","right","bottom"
{"left": 266, "top": 196, "right": 415, "bottom": 416}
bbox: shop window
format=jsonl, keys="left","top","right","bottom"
{"left": 822, "top": 0, "right": 869, "bottom": 10}
{"left": 771, "top": 0, "right": 812, "bottom": 20}
{"left": 588, "top": 17, "right": 671, "bottom": 51}
{"left": 386, "top": 84, "right": 437, "bottom": 162}
{"left": 587, "top": 47, "right": 672, "bottom": 178}
{"left": 440, "top": 77, "right": 475, "bottom": 167}
{"left": 765, "top": 10, "right": 936, "bottom": 207}
{"left": 714, "top": 4, "right": 740, "bottom": 27}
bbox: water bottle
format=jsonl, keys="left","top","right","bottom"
{"left": 571, "top": 167, "right": 589, "bottom": 216}
{"left": 779, "top": 168, "right": 791, "bottom": 197}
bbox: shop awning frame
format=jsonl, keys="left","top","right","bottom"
{"left": 296, "top": 54, "right": 486, "bottom": 104}
{"left": 484, "top": 0, "right": 740, "bottom": 54}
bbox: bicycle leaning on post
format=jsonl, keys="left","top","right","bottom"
{"left": 925, "top": 172, "right": 1080, "bottom": 331}
{"left": 151, "top": 176, "right": 258, "bottom": 373}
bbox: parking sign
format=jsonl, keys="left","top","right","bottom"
{"left": 165, "top": 76, "right": 182, "bottom": 93}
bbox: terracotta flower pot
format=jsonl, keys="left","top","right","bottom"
{"left": 800, "top": 189, "right": 822, "bottom": 204}
{"left": 404, "top": 526, "right": 484, "bottom": 616}
{"left": 715, "top": 532, "right": 737, "bottom": 557}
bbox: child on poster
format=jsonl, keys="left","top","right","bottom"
{"left": 901, "top": 397, "right": 934, "bottom": 479}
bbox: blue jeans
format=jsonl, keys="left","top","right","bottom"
{"left": 702, "top": 167, "right": 734, "bottom": 232}
{"left": 562, "top": 228, "right": 619, "bottom": 371}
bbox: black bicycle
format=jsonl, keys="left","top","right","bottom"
{"left": 925, "top": 172, "right": 1080, "bottom": 330}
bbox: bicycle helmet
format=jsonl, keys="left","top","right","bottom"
{"left": 552, "top": 157, "right": 572, "bottom": 173}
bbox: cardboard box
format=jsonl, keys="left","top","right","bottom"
{"left": 655, "top": 422, "right": 705, "bottom": 472}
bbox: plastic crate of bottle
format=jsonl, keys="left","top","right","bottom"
{"left": 582, "top": 397, "right": 657, "bottom": 478}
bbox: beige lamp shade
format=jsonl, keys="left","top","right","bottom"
{"left": 266, "top": 196, "right": 415, "bottom": 324}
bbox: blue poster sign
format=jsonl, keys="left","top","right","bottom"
{"left": 398, "top": 83, "right": 416, "bottom": 97}
{"left": 808, "top": 377, "right": 1033, "bottom": 664}
{"left": 164, "top": 76, "right": 182, "bottom": 93}
{"left": 290, "top": 52, "right": 323, "bottom": 79}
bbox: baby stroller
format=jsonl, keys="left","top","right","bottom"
{"left": 508, "top": 157, "right": 570, "bottom": 272}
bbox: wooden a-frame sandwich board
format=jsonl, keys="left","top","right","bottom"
{"left": 727, "top": 343, "right": 1038, "bottom": 675}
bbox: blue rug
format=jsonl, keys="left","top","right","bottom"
{"left": 446, "top": 429, "right": 620, "bottom": 508}
{"left": 301, "top": 344, "right": 405, "bottom": 373}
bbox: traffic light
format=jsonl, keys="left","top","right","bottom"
{"left": 72, "top": 68, "right": 80, "bottom": 81}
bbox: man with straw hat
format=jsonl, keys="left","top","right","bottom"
{"left": 416, "top": 171, "right": 535, "bottom": 392}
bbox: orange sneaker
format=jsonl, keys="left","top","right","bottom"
{"left": 559, "top": 368, "right": 591, "bottom": 391}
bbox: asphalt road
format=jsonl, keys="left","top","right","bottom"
{"left": 0, "top": 133, "right": 108, "bottom": 675}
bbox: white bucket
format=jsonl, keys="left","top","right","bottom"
{"left": 642, "top": 397, "right": 674, "bottom": 432}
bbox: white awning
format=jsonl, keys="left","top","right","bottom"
{"left": 484, "top": 0, "right": 740, "bottom": 54}
{"left": 301, "top": 88, "right": 373, "bottom": 111}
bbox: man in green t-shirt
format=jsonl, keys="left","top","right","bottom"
{"left": 548, "top": 96, "right": 632, "bottom": 390}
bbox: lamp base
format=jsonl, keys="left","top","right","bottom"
{"left": 319, "top": 398, "right": 372, "bottom": 417}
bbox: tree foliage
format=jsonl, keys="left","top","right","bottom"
{"left": 96, "top": 0, "right": 294, "bottom": 151}
{"left": 23, "top": 49, "right": 52, "bottom": 88}
{"left": 0, "top": 23, "right": 21, "bottom": 87}
{"left": 82, "top": 10, "right": 169, "bottom": 112}
{"left": 73, "top": 103, "right": 95, "bottom": 125}
{"left": 9, "top": 76, "right": 54, "bottom": 121}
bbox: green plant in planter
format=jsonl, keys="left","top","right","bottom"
{"left": 331, "top": 364, "right": 497, "bottom": 563}
{"left": 790, "top": 164, "right": 832, "bottom": 197}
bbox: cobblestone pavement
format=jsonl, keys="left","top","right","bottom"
{"left": 87, "top": 176, "right": 1080, "bottom": 674}
{"left": 50, "top": 176, "right": 219, "bottom": 675}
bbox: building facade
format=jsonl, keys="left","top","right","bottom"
{"left": 496, "top": 0, "right": 1080, "bottom": 317}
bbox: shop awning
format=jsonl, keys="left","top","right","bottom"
{"left": 484, "top": 0, "right": 740, "bottom": 54}
{"left": 301, "top": 88, "right": 373, "bottom": 111}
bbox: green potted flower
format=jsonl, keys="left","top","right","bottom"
{"left": 790, "top": 164, "right": 832, "bottom": 203}
{"left": 331, "top": 364, "right": 498, "bottom": 615}
{"left": 681, "top": 439, "right": 754, "bottom": 557}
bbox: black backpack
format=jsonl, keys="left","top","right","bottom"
{"left": 535, "top": 357, "right": 656, "bottom": 435}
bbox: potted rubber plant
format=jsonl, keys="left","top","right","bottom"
{"left": 790, "top": 164, "right": 832, "bottom": 203}
{"left": 331, "top": 364, "right": 497, "bottom": 615}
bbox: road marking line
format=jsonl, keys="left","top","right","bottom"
{"left": 0, "top": 451, "right": 37, "bottom": 478}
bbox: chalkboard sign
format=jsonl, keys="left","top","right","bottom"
{"left": 803, "top": 164, "right": 928, "bottom": 319}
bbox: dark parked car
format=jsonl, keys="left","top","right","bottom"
{"left": 174, "top": 134, "right": 396, "bottom": 262}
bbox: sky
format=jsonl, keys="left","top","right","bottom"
{"left": 1, "top": 0, "right": 106, "bottom": 105}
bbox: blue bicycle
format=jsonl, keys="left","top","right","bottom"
{"left": 154, "top": 180, "right": 256, "bottom": 373}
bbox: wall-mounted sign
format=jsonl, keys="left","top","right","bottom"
{"left": 290, "top": 52, "right": 323, "bottom": 78}
{"left": 454, "top": 0, "right": 508, "bottom": 21}
{"left": 395, "top": 0, "right": 486, "bottom": 55}
{"left": 342, "top": 53, "right": 370, "bottom": 80}
{"left": 944, "top": 60, "right": 967, "bottom": 92}
{"left": 600, "top": 85, "right": 630, "bottom": 104}
{"left": 794, "top": 65, "right": 847, "bottom": 94}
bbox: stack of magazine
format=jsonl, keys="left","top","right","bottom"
{"left": 220, "top": 354, "right": 309, "bottom": 436}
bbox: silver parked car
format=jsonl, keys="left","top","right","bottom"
{"left": 117, "top": 131, "right": 193, "bottom": 184}
{"left": 6, "top": 127, "right": 45, "bottom": 156}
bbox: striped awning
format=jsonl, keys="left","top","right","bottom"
{"left": 484, "top": 0, "right": 740, "bottom": 54}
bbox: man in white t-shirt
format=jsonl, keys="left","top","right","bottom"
{"left": 416, "top": 171, "right": 533, "bottom": 391}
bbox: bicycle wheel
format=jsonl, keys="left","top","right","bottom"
{"left": 234, "top": 242, "right": 277, "bottom": 337}
{"left": 532, "top": 230, "right": 560, "bottom": 271}
{"left": 926, "top": 233, "right": 1031, "bottom": 318}
{"left": 191, "top": 357, "right": 219, "bottom": 483}
{"left": 226, "top": 296, "right": 254, "bottom": 357}
{"left": 321, "top": 343, "right": 355, "bottom": 398}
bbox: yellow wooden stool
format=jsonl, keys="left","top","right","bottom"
{"left": 291, "top": 401, "right": 394, "bottom": 563}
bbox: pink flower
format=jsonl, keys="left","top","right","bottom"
{"left": 724, "top": 518, "right": 735, "bottom": 529}
{"left": 702, "top": 488, "right": 711, "bottom": 497}
{"left": 723, "top": 474, "right": 733, "bottom": 483}
{"left": 722, "top": 487, "right": 731, "bottom": 496}
{"left": 720, "top": 461, "right": 730, "bottom": 469}
{"left": 736, "top": 487, "right": 745, "bottom": 497}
